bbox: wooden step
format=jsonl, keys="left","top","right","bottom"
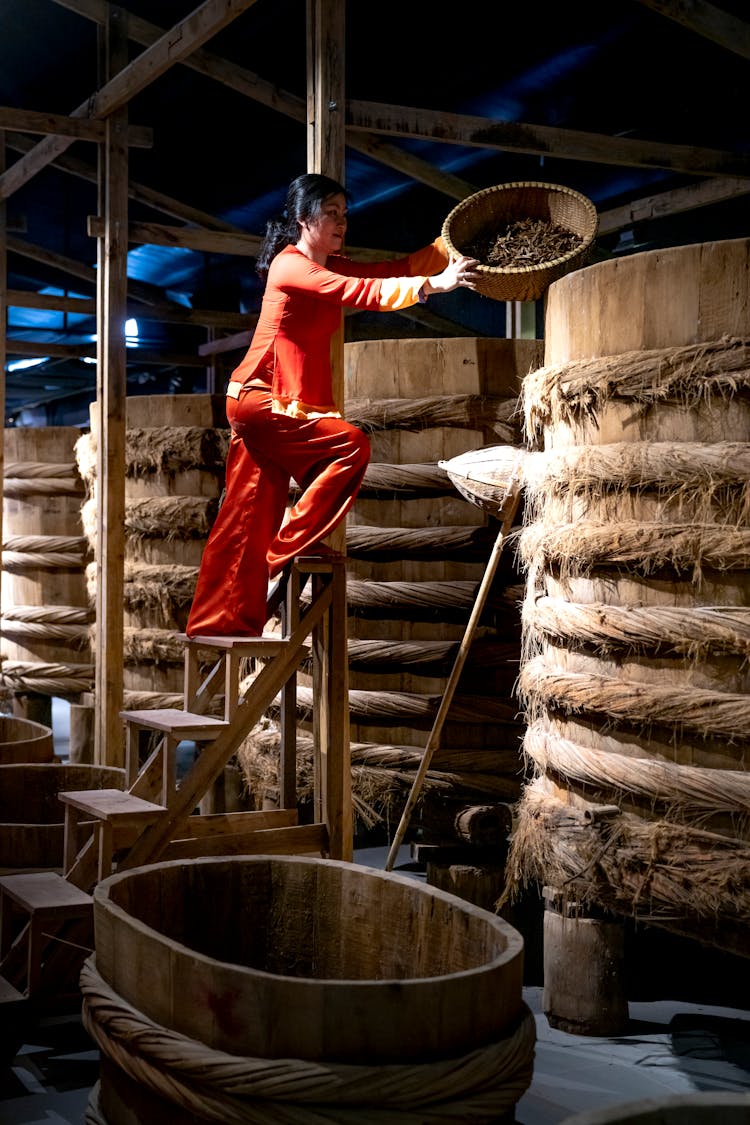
{"left": 58, "top": 790, "right": 167, "bottom": 881}
{"left": 119, "top": 707, "right": 228, "bottom": 739}
{"left": 0, "top": 871, "right": 93, "bottom": 997}
{"left": 177, "top": 632, "right": 289, "bottom": 655}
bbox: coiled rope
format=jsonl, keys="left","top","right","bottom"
{"left": 81, "top": 957, "right": 535, "bottom": 1124}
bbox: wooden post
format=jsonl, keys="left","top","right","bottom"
{"left": 94, "top": 10, "right": 129, "bottom": 767}
{"left": 0, "top": 131, "right": 6, "bottom": 677}
{"left": 306, "top": 0, "right": 351, "bottom": 860}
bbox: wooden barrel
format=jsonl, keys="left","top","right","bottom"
{"left": 513, "top": 238, "right": 750, "bottom": 958}
{"left": 1, "top": 425, "right": 93, "bottom": 702}
{"left": 79, "top": 395, "right": 228, "bottom": 709}
{"left": 0, "top": 714, "right": 54, "bottom": 764}
{"left": 84, "top": 855, "right": 533, "bottom": 1123}
{"left": 560, "top": 1094, "right": 750, "bottom": 1125}
{"left": 338, "top": 337, "right": 541, "bottom": 822}
{"left": 0, "top": 762, "right": 125, "bottom": 870}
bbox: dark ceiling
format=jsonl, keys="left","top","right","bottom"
{"left": 1, "top": 0, "right": 748, "bottom": 426}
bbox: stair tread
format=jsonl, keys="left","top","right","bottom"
{"left": 177, "top": 632, "right": 288, "bottom": 650}
{"left": 120, "top": 707, "right": 229, "bottom": 735}
{"left": 0, "top": 870, "right": 92, "bottom": 912}
{"left": 58, "top": 788, "right": 167, "bottom": 822}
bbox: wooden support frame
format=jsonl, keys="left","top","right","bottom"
{"left": 93, "top": 9, "right": 128, "bottom": 768}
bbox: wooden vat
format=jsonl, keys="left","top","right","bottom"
{"left": 560, "top": 1093, "right": 750, "bottom": 1125}
{"left": 0, "top": 714, "right": 54, "bottom": 764}
{"left": 79, "top": 395, "right": 228, "bottom": 709}
{"left": 513, "top": 238, "right": 750, "bottom": 956}
{"left": 0, "top": 762, "right": 125, "bottom": 870}
{"left": 336, "top": 337, "right": 540, "bottom": 822}
{"left": 85, "top": 855, "right": 533, "bottom": 1123}
{"left": 1, "top": 425, "right": 93, "bottom": 702}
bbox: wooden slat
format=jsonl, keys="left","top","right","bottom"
{"left": 345, "top": 99, "right": 750, "bottom": 179}
{"left": 198, "top": 330, "right": 254, "bottom": 356}
{"left": 5, "top": 288, "right": 250, "bottom": 330}
{"left": 5, "top": 338, "right": 205, "bottom": 367}
{"left": 598, "top": 175, "right": 750, "bottom": 235}
{"left": 175, "top": 808, "right": 298, "bottom": 840}
{"left": 162, "top": 822, "right": 327, "bottom": 860}
{"left": 635, "top": 0, "right": 750, "bottom": 61}
{"left": 0, "top": 0, "right": 262, "bottom": 201}
{"left": 0, "top": 106, "right": 152, "bottom": 146}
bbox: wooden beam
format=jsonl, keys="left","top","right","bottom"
{"left": 345, "top": 100, "right": 750, "bottom": 179}
{"left": 306, "top": 0, "right": 352, "bottom": 864}
{"left": 94, "top": 8, "right": 128, "bottom": 769}
{"left": 51, "top": 0, "right": 475, "bottom": 202}
{"left": 0, "top": 106, "right": 152, "bottom": 147}
{"left": 5, "top": 288, "right": 249, "bottom": 330}
{"left": 7, "top": 132, "right": 242, "bottom": 233}
{"left": 5, "top": 338, "right": 205, "bottom": 366}
{"left": 598, "top": 175, "right": 750, "bottom": 235}
{"left": 198, "top": 329, "right": 254, "bottom": 356}
{"left": 635, "top": 0, "right": 750, "bottom": 61}
{"left": 0, "top": 0, "right": 261, "bottom": 201}
{"left": 87, "top": 215, "right": 262, "bottom": 256}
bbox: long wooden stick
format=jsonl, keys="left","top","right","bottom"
{"left": 384, "top": 465, "right": 524, "bottom": 872}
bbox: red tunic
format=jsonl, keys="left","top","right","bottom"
{"left": 231, "top": 239, "right": 449, "bottom": 414}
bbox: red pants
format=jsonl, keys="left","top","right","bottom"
{"left": 186, "top": 386, "right": 370, "bottom": 636}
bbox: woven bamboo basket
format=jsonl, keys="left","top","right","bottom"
{"left": 442, "top": 181, "right": 598, "bottom": 302}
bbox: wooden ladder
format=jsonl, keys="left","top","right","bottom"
{"left": 0, "top": 552, "right": 351, "bottom": 1001}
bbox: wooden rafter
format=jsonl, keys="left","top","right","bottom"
{"left": 5, "top": 289, "right": 249, "bottom": 330}
{"left": 598, "top": 175, "right": 750, "bottom": 236}
{"left": 0, "top": 0, "right": 262, "bottom": 201}
{"left": 0, "top": 106, "right": 152, "bottom": 146}
{"left": 635, "top": 0, "right": 750, "bottom": 61}
{"left": 345, "top": 100, "right": 750, "bottom": 180}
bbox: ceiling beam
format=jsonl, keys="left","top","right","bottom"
{"left": 345, "top": 100, "right": 750, "bottom": 179}
{"left": 6, "top": 132, "right": 243, "bottom": 232}
{"left": 87, "top": 215, "right": 263, "bottom": 255}
{"left": 0, "top": 0, "right": 261, "bottom": 201}
{"left": 598, "top": 175, "right": 750, "bottom": 235}
{"left": 635, "top": 0, "right": 750, "bottom": 61}
{"left": 0, "top": 106, "right": 152, "bottom": 146}
{"left": 5, "top": 288, "right": 250, "bottom": 329}
{"left": 6, "top": 337, "right": 205, "bottom": 366}
{"left": 51, "top": 0, "right": 477, "bottom": 202}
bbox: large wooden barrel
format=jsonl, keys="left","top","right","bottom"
{"left": 512, "top": 238, "right": 750, "bottom": 957}
{"left": 78, "top": 395, "right": 228, "bottom": 710}
{"left": 1, "top": 425, "right": 93, "bottom": 703}
{"left": 0, "top": 762, "right": 124, "bottom": 871}
{"left": 0, "top": 713, "right": 54, "bottom": 764}
{"left": 84, "top": 855, "right": 534, "bottom": 1123}
{"left": 340, "top": 337, "right": 541, "bottom": 825}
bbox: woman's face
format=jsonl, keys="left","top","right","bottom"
{"left": 299, "top": 192, "right": 348, "bottom": 258}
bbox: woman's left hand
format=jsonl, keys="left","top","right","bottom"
{"left": 423, "top": 254, "right": 482, "bottom": 295}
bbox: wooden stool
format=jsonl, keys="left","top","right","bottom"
{"left": 59, "top": 789, "right": 167, "bottom": 883}
{"left": 120, "top": 707, "right": 229, "bottom": 803}
{"left": 0, "top": 871, "right": 92, "bottom": 997}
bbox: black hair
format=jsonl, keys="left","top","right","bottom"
{"left": 255, "top": 173, "right": 349, "bottom": 281}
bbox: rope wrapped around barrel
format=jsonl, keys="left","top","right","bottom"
{"left": 80, "top": 957, "right": 535, "bottom": 1124}
{"left": 3, "top": 459, "right": 85, "bottom": 498}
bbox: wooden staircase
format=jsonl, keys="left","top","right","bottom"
{"left": 0, "top": 552, "right": 351, "bottom": 1005}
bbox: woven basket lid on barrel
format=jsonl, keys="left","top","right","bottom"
{"left": 441, "top": 181, "right": 598, "bottom": 302}
{"left": 439, "top": 445, "right": 528, "bottom": 517}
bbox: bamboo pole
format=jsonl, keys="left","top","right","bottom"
{"left": 384, "top": 463, "right": 525, "bottom": 872}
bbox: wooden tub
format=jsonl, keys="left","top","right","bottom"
{"left": 0, "top": 714, "right": 54, "bottom": 764}
{"left": 86, "top": 854, "right": 533, "bottom": 1123}
{"left": 0, "top": 762, "right": 125, "bottom": 870}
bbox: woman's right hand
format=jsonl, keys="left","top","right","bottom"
{"left": 423, "top": 254, "right": 481, "bottom": 296}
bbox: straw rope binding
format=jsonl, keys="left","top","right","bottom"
{"left": 81, "top": 956, "right": 535, "bottom": 1124}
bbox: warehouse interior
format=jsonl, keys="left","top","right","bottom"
{"left": 1, "top": 1, "right": 749, "bottom": 1123}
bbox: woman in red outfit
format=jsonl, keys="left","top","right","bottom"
{"left": 186, "top": 173, "right": 480, "bottom": 637}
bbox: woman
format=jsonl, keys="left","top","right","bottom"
{"left": 186, "top": 173, "right": 480, "bottom": 637}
